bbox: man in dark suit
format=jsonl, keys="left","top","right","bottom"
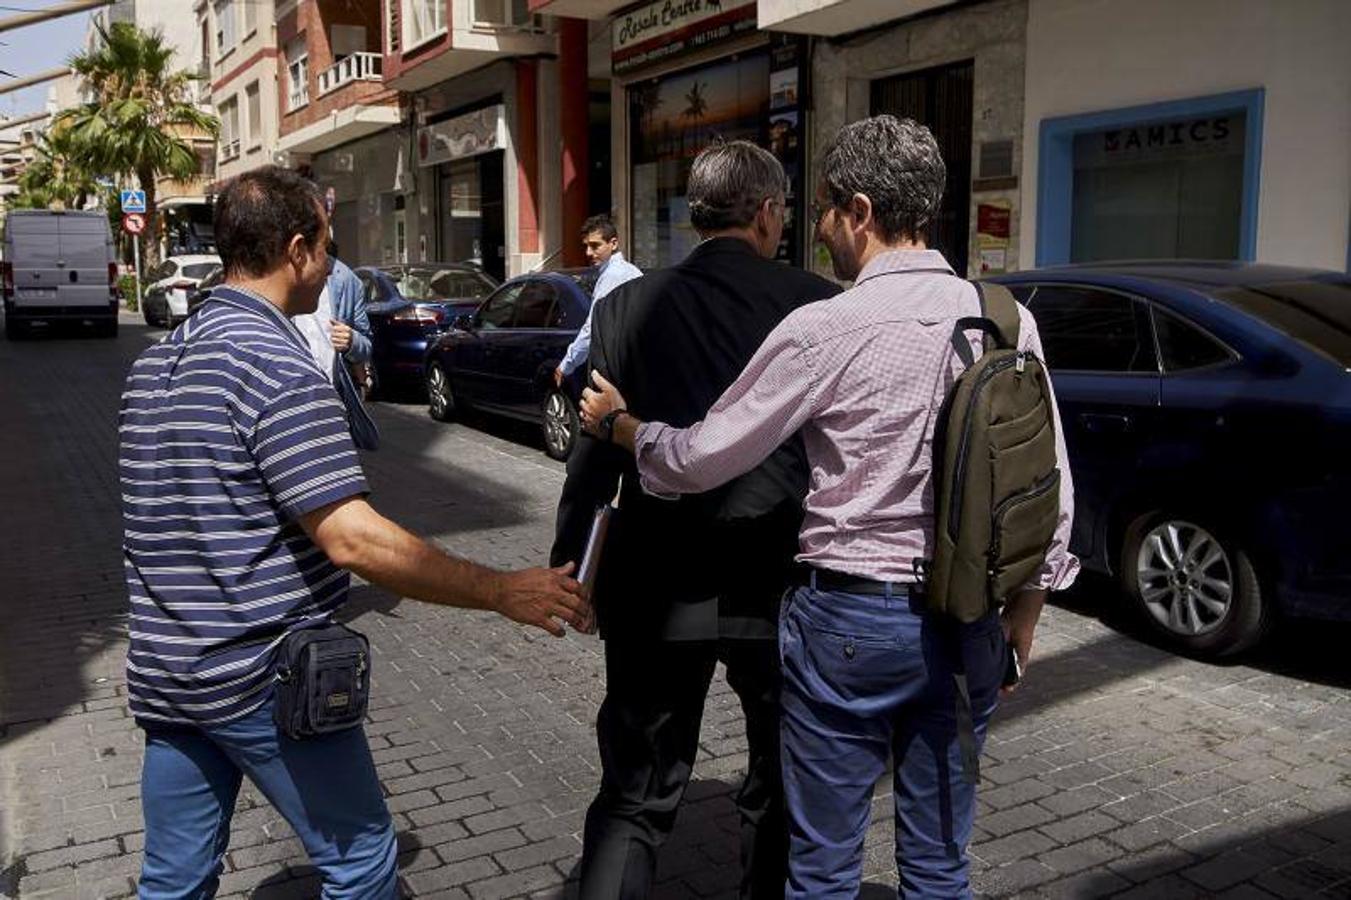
{"left": 550, "top": 141, "right": 838, "bottom": 899}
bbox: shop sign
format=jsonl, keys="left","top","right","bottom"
{"left": 612, "top": 0, "right": 756, "bottom": 75}
{"left": 1077, "top": 114, "right": 1245, "bottom": 168}
{"left": 976, "top": 201, "right": 1011, "bottom": 274}
{"left": 417, "top": 105, "right": 507, "bottom": 168}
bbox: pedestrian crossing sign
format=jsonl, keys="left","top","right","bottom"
{"left": 120, "top": 189, "right": 146, "bottom": 213}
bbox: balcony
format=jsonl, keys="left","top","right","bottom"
{"left": 317, "top": 52, "right": 383, "bottom": 97}
{"left": 288, "top": 79, "right": 310, "bottom": 112}
{"left": 757, "top": 0, "right": 957, "bottom": 36}
{"left": 385, "top": 0, "right": 555, "bottom": 93}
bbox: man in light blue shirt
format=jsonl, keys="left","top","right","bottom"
{"left": 554, "top": 214, "right": 643, "bottom": 387}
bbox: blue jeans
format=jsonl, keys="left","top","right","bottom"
{"left": 138, "top": 697, "right": 398, "bottom": 900}
{"left": 778, "top": 582, "right": 1005, "bottom": 899}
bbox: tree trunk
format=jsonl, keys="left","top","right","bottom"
{"left": 139, "top": 167, "right": 160, "bottom": 271}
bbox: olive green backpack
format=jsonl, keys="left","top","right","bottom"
{"left": 927, "top": 281, "right": 1062, "bottom": 622}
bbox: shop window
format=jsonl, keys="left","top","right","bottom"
{"left": 1071, "top": 113, "right": 1246, "bottom": 262}
{"left": 1153, "top": 308, "right": 1234, "bottom": 371}
{"left": 628, "top": 52, "right": 771, "bottom": 270}
{"left": 1027, "top": 285, "right": 1157, "bottom": 373}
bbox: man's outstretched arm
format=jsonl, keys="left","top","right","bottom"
{"left": 301, "top": 496, "right": 588, "bottom": 637}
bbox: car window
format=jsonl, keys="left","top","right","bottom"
{"left": 182, "top": 263, "right": 217, "bottom": 280}
{"left": 514, "top": 281, "right": 558, "bottom": 329}
{"left": 1214, "top": 280, "right": 1351, "bottom": 368}
{"left": 1003, "top": 284, "right": 1036, "bottom": 305}
{"left": 389, "top": 266, "right": 496, "bottom": 303}
{"left": 478, "top": 284, "right": 522, "bottom": 330}
{"left": 1152, "top": 307, "right": 1234, "bottom": 371}
{"left": 1026, "top": 285, "right": 1158, "bottom": 373}
{"left": 357, "top": 271, "right": 380, "bottom": 304}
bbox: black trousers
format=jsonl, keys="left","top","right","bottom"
{"left": 578, "top": 638, "right": 784, "bottom": 900}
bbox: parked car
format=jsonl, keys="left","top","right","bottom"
{"left": 142, "top": 254, "right": 220, "bottom": 328}
{"left": 186, "top": 263, "right": 224, "bottom": 317}
{"left": 423, "top": 268, "right": 599, "bottom": 460}
{"left": 354, "top": 263, "right": 499, "bottom": 397}
{"left": 989, "top": 261, "right": 1351, "bottom": 657}
{"left": 2, "top": 209, "right": 119, "bottom": 339}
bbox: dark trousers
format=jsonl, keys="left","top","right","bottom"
{"left": 579, "top": 638, "right": 785, "bottom": 900}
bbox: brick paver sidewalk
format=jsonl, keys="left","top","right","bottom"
{"left": 1, "top": 314, "right": 1349, "bottom": 899}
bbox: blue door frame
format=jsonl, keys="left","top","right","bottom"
{"left": 1035, "top": 88, "right": 1265, "bottom": 267}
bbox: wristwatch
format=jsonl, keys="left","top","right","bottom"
{"left": 598, "top": 408, "right": 628, "bottom": 443}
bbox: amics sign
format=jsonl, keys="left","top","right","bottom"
{"left": 612, "top": 0, "right": 756, "bottom": 74}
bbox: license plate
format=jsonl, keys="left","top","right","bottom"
{"left": 17, "top": 288, "right": 56, "bottom": 299}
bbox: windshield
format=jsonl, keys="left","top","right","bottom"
{"left": 1215, "top": 279, "right": 1351, "bottom": 367}
{"left": 182, "top": 263, "right": 219, "bottom": 280}
{"left": 389, "top": 267, "right": 495, "bottom": 302}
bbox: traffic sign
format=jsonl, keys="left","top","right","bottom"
{"left": 120, "top": 189, "right": 146, "bottom": 213}
{"left": 122, "top": 213, "right": 146, "bottom": 235}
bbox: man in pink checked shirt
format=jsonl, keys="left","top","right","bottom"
{"left": 580, "top": 115, "right": 1078, "bottom": 899}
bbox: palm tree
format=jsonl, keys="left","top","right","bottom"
{"left": 681, "top": 81, "right": 709, "bottom": 155}
{"left": 11, "top": 126, "right": 98, "bottom": 211}
{"left": 56, "top": 22, "right": 217, "bottom": 268}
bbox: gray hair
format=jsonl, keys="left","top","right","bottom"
{"left": 687, "top": 141, "right": 786, "bottom": 231}
{"left": 821, "top": 115, "right": 946, "bottom": 242}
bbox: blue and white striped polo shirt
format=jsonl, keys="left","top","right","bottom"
{"left": 119, "top": 286, "right": 368, "bottom": 727}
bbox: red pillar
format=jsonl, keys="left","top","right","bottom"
{"left": 560, "top": 18, "right": 590, "bottom": 268}
{"left": 515, "top": 59, "right": 541, "bottom": 260}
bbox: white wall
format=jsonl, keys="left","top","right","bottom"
{"left": 1022, "top": 0, "right": 1351, "bottom": 271}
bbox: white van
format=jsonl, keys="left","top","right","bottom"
{"left": 2, "top": 209, "right": 120, "bottom": 339}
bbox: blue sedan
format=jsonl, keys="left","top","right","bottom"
{"left": 991, "top": 262, "right": 1351, "bottom": 657}
{"left": 354, "top": 264, "right": 499, "bottom": 398}
{"left": 423, "top": 269, "right": 598, "bottom": 460}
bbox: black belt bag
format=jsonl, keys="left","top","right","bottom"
{"left": 272, "top": 621, "right": 371, "bottom": 740}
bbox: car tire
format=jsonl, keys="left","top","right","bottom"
{"left": 541, "top": 389, "right": 579, "bottom": 461}
{"left": 1120, "top": 512, "right": 1269, "bottom": 658}
{"left": 96, "top": 319, "right": 119, "bottom": 338}
{"left": 427, "top": 363, "right": 456, "bottom": 422}
{"left": 142, "top": 304, "right": 156, "bottom": 327}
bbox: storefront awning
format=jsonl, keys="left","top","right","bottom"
{"left": 276, "top": 104, "right": 402, "bottom": 155}
{"left": 758, "top": 0, "right": 957, "bottom": 36}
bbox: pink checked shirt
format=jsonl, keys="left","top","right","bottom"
{"left": 634, "top": 249, "right": 1080, "bottom": 591}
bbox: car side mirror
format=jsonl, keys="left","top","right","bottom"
{"left": 453, "top": 312, "right": 477, "bottom": 331}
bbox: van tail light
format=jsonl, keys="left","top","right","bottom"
{"left": 392, "top": 305, "right": 446, "bottom": 326}
{"left": 1, "top": 261, "right": 12, "bottom": 300}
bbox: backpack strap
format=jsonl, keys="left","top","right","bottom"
{"left": 973, "top": 281, "right": 1021, "bottom": 351}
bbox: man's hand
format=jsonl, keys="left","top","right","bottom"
{"left": 330, "top": 319, "right": 354, "bottom": 354}
{"left": 1000, "top": 588, "right": 1047, "bottom": 695}
{"left": 490, "top": 562, "right": 590, "bottom": 637}
{"left": 580, "top": 371, "right": 628, "bottom": 435}
{"left": 553, "top": 367, "right": 564, "bottom": 388}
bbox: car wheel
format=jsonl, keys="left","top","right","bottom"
{"left": 366, "top": 364, "right": 383, "bottom": 402}
{"left": 142, "top": 303, "right": 156, "bottom": 327}
{"left": 542, "top": 389, "right": 579, "bottom": 461}
{"left": 426, "top": 363, "right": 456, "bottom": 422}
{"left": 96, "top": 319, "right": 119, "bottom": 338}
{"left": 1121, "top": 513, "right": 1268, "bottom": 657}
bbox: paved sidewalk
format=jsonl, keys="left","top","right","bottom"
{"left": 1, "top": 314, "right": 1349, "bottom": 899}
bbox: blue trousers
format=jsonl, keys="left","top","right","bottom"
{"left": 779, "top": 583, "right": 1005, "bottom": 899}
{"left": 138, "top": 697, "right": 398, "bottom": 900}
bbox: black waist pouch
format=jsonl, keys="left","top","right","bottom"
{"left": 272, "top": 621, "right": 370, "bottom": 740}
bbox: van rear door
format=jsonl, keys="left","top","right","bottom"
{"left": 58, "top": 214, "right": 114, "bottom": 310}
{"left": 10, "top": 214, "right": 63, "bottom": 310}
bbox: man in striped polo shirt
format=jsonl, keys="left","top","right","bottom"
{"left": 120, "top": 166, "right": 588, "bottom": 899}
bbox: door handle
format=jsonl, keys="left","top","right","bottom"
{"left": 1079, "top": 413, "right": 1132, "bottom": 434}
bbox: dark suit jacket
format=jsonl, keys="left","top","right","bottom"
{"left": 549, "top": 237, "right": 839, "bottom": 641}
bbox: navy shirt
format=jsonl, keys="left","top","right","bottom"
{"left": 119, "top": 286, "right": 368, "bottom": 726}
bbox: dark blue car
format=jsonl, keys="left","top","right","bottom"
{"left": 354, "top": 264, "right": 499, "bottom": 398}
{"left": 991, "top": 262, "right": 1351, "bottom": 657}
{"left": 423, "top": 268, "right": 598, "bottom": 460}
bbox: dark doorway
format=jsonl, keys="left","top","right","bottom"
{"left": 871, "top": 60, "right": 974, "bottom": 274}
{"left": 437, "top": 150, "right": 506, "bottom": 283}
{"left": 589, "top": 88, "right": 612, "bottom": 218}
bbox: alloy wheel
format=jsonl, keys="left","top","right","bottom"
{"left": 427, "top": 365, "right": 452, "bottom": 420}
{"left": 1135, "top": 520, "right": 1234, "bottom": 637}
{"left": 543, "top": 391, "right": 575, "bottom": 459}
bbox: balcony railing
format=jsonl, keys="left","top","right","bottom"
{"left": 288, "top": 77, "right": 310, "bottom": 112}
{"left": 317, "top": 52, "right": 383, "bottom": 97}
